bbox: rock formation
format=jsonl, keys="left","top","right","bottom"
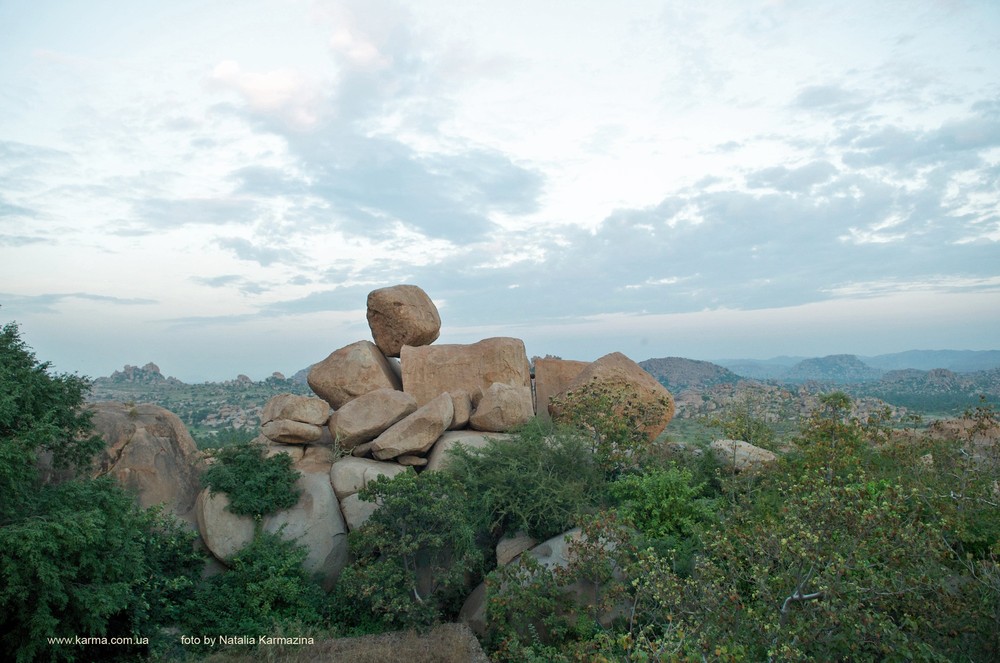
{"left": 709, "top": 439, "right": 777, "bottom": 472}
{"left": 366, "top": 284, "right": 442, "bottom": 357}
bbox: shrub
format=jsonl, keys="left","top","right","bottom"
{"left": 445, "top": 418, "right": 607, "bottom": 541}
{"left": 336, "top": 471, "right": 482, "bottom": 630}
{"left": 201, "top": 442, "right": 301, "bottom": 519}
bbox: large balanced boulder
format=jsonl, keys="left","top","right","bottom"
{"left": 366, "top": 284, "right": 442, "bottom": 357}
{"left": 329, "top": 388, "right": 417, "bottom": 449}
{"left": 308, "top": 340, "right": 402, "bottom": 409}
{"left": 261, "top": 419, "right": 324, "bottom": 445}
{"left": 88, "top": 402, "right": 202, "bottom": 524}
{"left": 194, "top": 489, "right": 255, "bottom": 562}
{"left": 534, "top": 358, "right": 589, "bottom": 422}
{"left": 549, "top": 352, "right": 675, "bottom": 442}
{"left": 469, "top": 382, "right": 534, "bottom": 432}
{"left": 329, "top": 457, "right": 411, "bottom": 500}
{"left": 401, "top": 337, "right": 531, "bottom": 407}
{"left": 371, "top": 392, "right": 454, "bottom": 460}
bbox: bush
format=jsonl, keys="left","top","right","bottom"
{"left": 184, "top": 530, "right": 326, "bottom": 641}
{"left": 201, "top": 442, "right": 301, "bottom": 519}
{"left": 336, "top": 471, "right": 482, "bottom": 630}
{"left": 446, "top": 418, "right": 607, "bottom": 541}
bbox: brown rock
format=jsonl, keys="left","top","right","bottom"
{"left": 709, "top": 439, "right": 777, "bottom": 473}
{"left": 339, "top": 493, "right": 380, "bottom": 531}
{"left": 449, "top": 390, "right": 473, "bottom": 430}
{"left": 366, "top": 284, "right": 442, "bottom": 357}
{"left": 496, "top": 531, "right": 537, "bottom": 566}
{"left": 469, "top": 382, "right": 534, "bottom": 432}
{"left": 195, "top": 489, "right": 256, "bottom": 562}
{"left": 401, "top": 337, "right": 531, "bottom": 407}
{"left": 330, "top": 388, "right": 417, "bottom": 449}
{"left": 372, "top": 393, "right": 454, "bottom": 460}
{"left": 396, "top": 454, "right": 428, "bottom": 467}
{"left": 329, "top": 457, "right": 411, "bottom": 500}
{"left": 549, "top": 352, "right": 675, "bottom": 442}
{"left": 88, "top": 402, "right": 201, "bottom": 524}
{"left": 261, "top": 419, "right": 323, "bottom": 445}
{"left": 425, "top": 430, "right": 513, "bottom": 473}
{"left": 534, "top": 358, "right": 589, "bottom": 422}
{"left": 308, "top": 340, "right": 402, "bottom": 409}
{"left": 261, "top": 393, "right": 331, "bottom": 425}
{"left": 352, "top": 441, "right": 374, "bottom": 457}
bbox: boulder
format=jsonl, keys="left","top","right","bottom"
{"left": 366, "top": 284, "right": 442, "bottom": 357}
{"left": 261, "top": 419, "right": 324, "bottom": 445}
{"left": 329, "top": 388, "right": 417, "bottom": 449}
{"left": 449, "top": 390, "right": 473, "bottom": 430}
{"left": 401, "top": 337, "right": 531, "bottom": 407}
{"left": 425, "top": 430, "right": 513, "bottom": 473}
{"left": 352, "top": 441, "right": 374, "bottom": 458}
{"left": 396, "top": 455, "right": 428, "bottom": 467}
{"left": 87, "top": 402, "right": 202, "bottom": 524}
{"left": 308, "top": 340, "right": 402, "bottom": 409}
{"left": 371, "top": 393, "right": 454, "bottom": 460}
{"left": 339, "top": 493, "right": 380, "bottom": 531}
{"left": 549, "top": 352, "right": 675, "bottom": 442}
{"left": 195, "top": 488, "right": 256, "bottom": 562}
{"left": 261, "top": 393, "right": 331, "bottom": 426}
{"left": 534, "top": 358, "right": 589, "bottom": 422}
{"left": 469, "top": 382, "right": 534, "bottom": 432}
{"left": 710, "top": 439, "right": 777, "bottom": 473}
{"left": 329, "top": 457, "right": 411, "bottom": 501}
{"left": 496, "top": 531, "right": 537, "bottom": 567}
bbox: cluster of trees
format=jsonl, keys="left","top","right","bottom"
{"left": 2, "top": 322, "right": 998, "bottom": 661}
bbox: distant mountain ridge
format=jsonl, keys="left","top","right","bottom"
{"left": 638, "top": 357, "right": 741, "bottom": 392}
{"left": 716, "top": 350, "right": 1000, "bottom": 381}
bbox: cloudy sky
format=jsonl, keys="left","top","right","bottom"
{"left": 2, "top": 0, "right": 999, "bottom": 381}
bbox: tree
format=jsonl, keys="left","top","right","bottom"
{"left": 0, "top": 322, "right": 202, "bottom": 661}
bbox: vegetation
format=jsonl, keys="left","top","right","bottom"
{"left": 200, "top": 441, "right": 301, "bottom": 520}
{"left": 0, "top": 323, "right": 203, "bottom": 662}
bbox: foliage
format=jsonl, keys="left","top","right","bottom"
{"left": 201, "top": 441, "right": 301, "bottom": 519}
{"left": 611, "top": 463, "right": 716, "bottom": 542}
{"left": 0, "top": 323, "right": 204, "bottom": 662}
{"left": 336, "top": 471, "right": 482, "bottom": 630}
{"left": 184, "top": 530, "right": 326, "bottom": 641}
{"left": 706, "top": 387, "right": 777, "bottom": 450}
{"left": 0, "top": 322, "right": 103, "bottom": 521}
{"left": 549, "top": 379, "right": 671, "bottom": 476}
{"left": 193, "top": 425, "right": 259, "bottom": 450}
{"left": 445, "top": 418, "right": 607, "bottom": 541}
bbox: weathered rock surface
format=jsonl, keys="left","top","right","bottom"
{"left": 339, "top": 493, "right": 380, "bottom": 531}
{"left": 550, "top": 352, "right": 675, "bottom": 442}
{"left": 366, "top": 284, "right": 442, "bottom": 357}
{"left": 329, "top": 388, "right": 417, "bottom": 449}
{"left": 469, "top": 382, "right": 534, "bottom": 432}
{"left": 261, "top": 393, "right": 331, "bottom": 426}
{"left": 308, "top": 341, "right": 402, "bottom": 409}
{"left": 401, "top": 338, "right": 531, "bottom": 407}
{"left": 425, "top": 430, "right": 513, "bottom": 473}
{"left": 710, "top": 439, "right": 777, "bottom": 472}
{"left": 496, "top": 531, "right": 537, "bottom": 566}
{"left": 396, "top": 454, "right": 428, "bottom": 467}
{"left": 88, "top": 402, "right": 201, "bottom": 523}
{"left": 448, "top": 390, "right": 473, "bottom": 430}
{"left": 261, "top": 419, "right": 324, "bottom": 445}
{"left": 195, "top": 489, "right": 255, "bottom": 562}
{"left": 534, "top": 358, "right": 589, "bottom": 422}
{"left": 371, "top": 392, "right": 454, "bottom": 460}
{"left": 329, "top": 457, "right": 411, "bottom": 501}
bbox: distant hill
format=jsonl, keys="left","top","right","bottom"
{"left": 638, "top": 357, "right": 742, "bottom": 392}
{"left": 861, "top": 350, "right": 1000, "bottom": 373}
{"left": 785, "top": 354, "right": 884, "bottom": 383}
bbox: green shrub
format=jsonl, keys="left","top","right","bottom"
{"left": 184, "top": 530, "right": 326, "bottom": 642}
{"left": 336, "top": 471, "right": 482, "bottom": 630}
{"left": 201, "top": 442, "right": 301, "bottom": 519}
{"left": 446, "top": 418, "right": 607, "bottom": 541}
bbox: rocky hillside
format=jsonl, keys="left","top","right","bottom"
{"left": 785, "top": 354, "right": 884, "bottom": 383}
{"left": 638, "top": 356, "right": 741, "bottom": 392}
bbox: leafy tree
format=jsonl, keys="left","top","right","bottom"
{"left": 337, "top": 471, "right": 482, "bottom": 629}
{"left": 0, "top": 323, "right": 202, "bottom": 662}
{"left": 446, "top": 418, "right": 607, "bottom": 541}
{"left": 200, "top": 441, "right": 301, "bottom": 520}
{"left": 707, "top": 387, "right": 776, "bottom": 450}
{"left": 549, "top": 380, "right": 671, "bottom": 476}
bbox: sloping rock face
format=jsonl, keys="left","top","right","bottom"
{"left": 550, "top": 352, "right": 675, "bottom": 442}
{"left": 371, "top": 393, "right": 454, "bottom": 460}
{"left": 88, "top": 402, "right": 201, "bottom": 523}
{"left": 329, "top": 457, "right": 411, "bottom": 530}
{"left": 195, "top": 489, "right": 256, "bottom": 562}
{"left": 469, "top": 382, "right": 534, "bottom": 432}
{"left": 401, "top": 337, "right": 532, "bottom": 407}
{"left": 534, "top": 358, "right": 589, "bottom": 422}
{"left": 366, "top": 284, "right": 442, "bottom": 357}
{"left": 308, "top": 341, "right": 402, "bottom": 409}
{"left": 710, "top": 439, "right": 777, "bottom": 472}
{"left": 329, "top": 388, "right": 417, "bottom": 450}
{"left": 425, "top": 430, "right": 513, "bottom": 472}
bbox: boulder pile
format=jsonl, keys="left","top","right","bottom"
{"left": 181, "top": 284, "right": 674, "bottom": 587}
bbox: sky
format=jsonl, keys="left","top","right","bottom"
{"left": 1, "top": 0, "right": 999, "bottom": 382}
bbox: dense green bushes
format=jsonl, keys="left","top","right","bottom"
{"left": 200, "top": 441, "right": 301, "bottom": 519}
